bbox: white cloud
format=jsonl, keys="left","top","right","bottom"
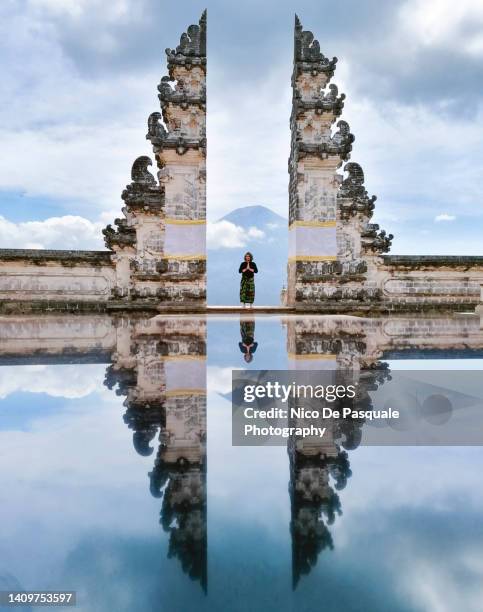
{"left": 401, "top": 558, "right": 483, "bottom": 612}
{"left": 29, "top": 0, "right": 86, "bottom": 17}
{"left": 435, "top": 213, "right": 456, "bottom": 222}
{"left": 28, "top": 0, "right": 132, "bottom": 21}
{"left": 0, "top": 364, "right": 102, "bottom": 399}
{"left": 399, "top": 0, "right": 483, "bottom": 55}
{"left": 0, "top": 215, "right": 105, "bottom": 249}
{"left": 207, "top": 220, "right": 265, "bottom": 249}
{"left": 0, "top": 4, "right": 159, "bottom": 217}
{"left": 0, "top": 214, "right": 267, "bottom": 252}
{"left": 207, "top": 366, "right": 235, "bottom": 395}
{"left": 246, "top": 226, "right": 265, "bottom": 239}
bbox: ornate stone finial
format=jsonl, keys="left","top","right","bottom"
{"left": 339, "top": 162, "right": 377, "bottom": 219}
{"left": 340, "top": 162, "right": 366, "bottom": 199}
{"left": 146, "top": 112, "right": 166, "bottom": 141}
{"left": 294, "top": 14, "right": 337, "bottom": 69}
{"left": 329, "top": 120, "right": 354, "bottom": 159}
{"left": 361, "top": 224, "right": 394, "bottom": 254}
{"left": 102, "top": 218, "right": 136, "bottom": 251}
{"left": 131, "top": 156, "right": 156, "bottom": 186}
{"left": 120, "top": 155, "right": 165, "bottom": 213}
{"left": 165, "top": 10, "right": 207, "bottom": 64}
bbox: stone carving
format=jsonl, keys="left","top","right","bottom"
{"left": 294, "top": 14, "right": 337, "bottom": 72}
{"left": 121, "top": 155, "right": 164, "bottom": 210}
{"left": 166, "top": 9, "right": 207, "bottom": 66}
{"left": 288, "top": 16, "right": 364, "bottom": 307}
{"left": 102, "top": 218, "right": 136, "bottom": 250}
{"left": 362, "top": 224, "right": 394, "bottom": 254}
{"left": 103, "top": 156, "right": 164, "bottom": 250}
{"left": 338, "top": 162, "right": 377, "bottom": 219}
{"left": 294, "top": 83, "right": 346, "bottom": 118}
{"left": 298, "top": 120, "right": 354, "bottom": 160}
{"left": 148, "top": 11, "right": 206, "bottom": 158}
{"left": 146, "top": 111, "right": 167, "bottom": 140}
{"left": 131, "top": 155, "right": 156, "bottom": 186}
{"left": 288, "top": 16, "right": 395, "bottom": 308}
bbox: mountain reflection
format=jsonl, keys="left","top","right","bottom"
{"left": 1, "top": 312, "right": 483, "bottom": 594}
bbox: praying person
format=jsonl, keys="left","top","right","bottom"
{"left": 239, "top": 252, "right": 258, "bottom": 308}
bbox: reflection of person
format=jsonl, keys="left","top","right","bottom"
{"left": 239, "top": 318, "right": 258, "bottom": 363}
{"left": 239, "top": 252, "right": 258, "bottom": 308}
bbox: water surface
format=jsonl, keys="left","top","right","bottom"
{"left": 0, "top": 314, "right": 482, "bottom": 612}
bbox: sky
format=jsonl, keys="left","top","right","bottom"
{"left": 0, "top": 0, "right": 483, "bottom": 252}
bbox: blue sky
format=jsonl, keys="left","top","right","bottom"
{"left": 0, "top": 0, "right": 482, "bottom": 252}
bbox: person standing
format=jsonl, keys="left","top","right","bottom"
{"left": 239, "top": 252, "right": 258, "bottom": 308}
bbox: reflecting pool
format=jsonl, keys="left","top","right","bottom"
{"left": 0, "top": 314, "right": 483, "bottom": 612}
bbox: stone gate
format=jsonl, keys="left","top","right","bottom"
{"left": 0, "top": 11, "right": 483, "bottom": 313}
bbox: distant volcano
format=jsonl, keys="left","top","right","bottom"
{"left": 207, "top": 205, "right": 288, "bottom": 305}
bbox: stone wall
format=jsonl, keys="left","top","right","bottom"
{"left": 285, "top": 313, "right": 483, "bottom": 366}
{"left": 374, "top": 256, "right": 483, "bottom": 310}
{"left": 0, "top": 250, "right": 116, "bottom": 310}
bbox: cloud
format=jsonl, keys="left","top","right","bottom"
{"left": 399, "top": 0, "right": 483, "bottom": 55}
{"left": 0, "top": 214, "right": 105, "bottom": 249}
{"left": 435, "top": 213, "right": 457, "bottom": 222}
{"left": 207, "top": 220, "right": 265, "bottom": 249}
{"left": 207, "top": 366, "right": 235, "bottom": 394}
{"left": 0, "top": 364, "right": 102, "bottom": 399}
{"left": 0, "top": 213, "right": 268, "bottom": 252}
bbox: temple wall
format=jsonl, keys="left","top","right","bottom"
{"left": 370, "top": 256, "right": 483, "bottom": 310}
{"left": 0, "top": 250, "right": 115, "bottom": 307}
{"left": 0, "top": 313, "right": 116, "bottom": 360}
{"left": 285, "top": 314, "right": 483, "bottom": 366}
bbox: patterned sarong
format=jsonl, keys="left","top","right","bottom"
{"left": 240, "top": 276, "right": 255, "bottom": 304}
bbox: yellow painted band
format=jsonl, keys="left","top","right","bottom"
{"left": 165, "top": 389, "right": 207, "bottom": 397}
{"left": 164, "top": 218, "right": 206, "bottom": 225}
{"left": 162, "top": 254, "right": 207, "bottom": 261}
{"left": 288, "top": 353, "right": 337, "bottom": 360}
{"left": 289, "top": 220, "right": 337, "bottom": 229}
{"left": 288, "top": 255, "right": 337, "bottom": 263}
{"left": 162, "top": 355, "right": 206, "bottom": 361}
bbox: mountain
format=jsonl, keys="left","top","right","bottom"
{"left": 221, "top": 205, "right": 285, "bottom": 228}
{"left": 207, "top": 205, "right": 288, "bottom": 305}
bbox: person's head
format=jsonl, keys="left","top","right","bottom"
{"left": 244, "top": 252, "right": 253, "bottom": 262}
{"left": 244, "top": 352, "right": 253, "bottom": 363}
